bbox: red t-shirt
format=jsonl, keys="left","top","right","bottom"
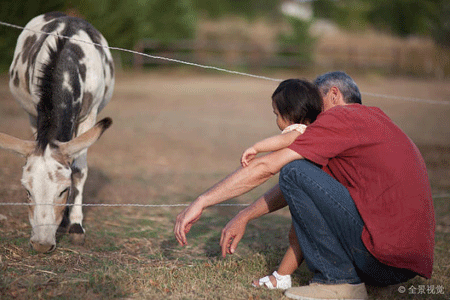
{"left": 288, "top": 104, "right": 435, "bottom": 278}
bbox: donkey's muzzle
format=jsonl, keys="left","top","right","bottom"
{"left": 30, "top": 240, "right": 56, "bottom": 253}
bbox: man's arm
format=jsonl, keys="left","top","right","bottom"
{"left": 220, "top": 183, "right": 287, "bottom": 257}
{"left": 174, "top": 147, "right": 303, "bottom": 246}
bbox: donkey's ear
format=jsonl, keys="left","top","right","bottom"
{"left": 58, "top": 118, "right": 112, "bottom": 157}
{"left": 0, "top": 132, "right": 35, "bottom": 157}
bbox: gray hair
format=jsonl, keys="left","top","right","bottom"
{"left": 314, "top": 71, "right": 362, "bottom": 104}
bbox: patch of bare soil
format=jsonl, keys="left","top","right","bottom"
{"left": 0, "top": 71, "right": 449, "bottom": 299}
{"left": 1, "top": 69, "right": 449, "bottom": 230}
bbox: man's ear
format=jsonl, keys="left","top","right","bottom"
{"left": 329, "top": 86, "right": 345, "bottom": 105}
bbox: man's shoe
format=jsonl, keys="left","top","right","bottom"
{"left": 284, "top": 282, "right": 368, "bottom": 300}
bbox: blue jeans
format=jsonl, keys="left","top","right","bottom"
{"left": 279, "top": 160, "right": 417, "bottom": 286}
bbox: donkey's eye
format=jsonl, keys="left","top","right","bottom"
{"left": 59, "top": 188, "right": 70, "bottom": 197}
{"left": 25, "top": 190, "right": 32, "bottom": 200}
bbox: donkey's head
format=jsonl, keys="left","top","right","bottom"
{"left": 0, "top": 118, "right": 112, "bottom": 253}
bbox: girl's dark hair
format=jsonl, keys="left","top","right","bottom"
{"left": 272, "top": 79, "right": 323, "bottom": 125}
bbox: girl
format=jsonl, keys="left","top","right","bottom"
{"left": 241, "top": 79, "right": 323, "bottom": 290}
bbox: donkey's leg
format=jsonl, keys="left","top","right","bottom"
{"left": 68, "top": 150, "right": 88, "bottom": 245}
{"left": 67, "top": 112, "right": 97, "bottom": 244}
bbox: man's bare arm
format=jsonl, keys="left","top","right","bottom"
{"left": 220, "top": 183, "right": 287, "bottom": 257}
{"left": 174, "top": 148, "right": 303, "bottom": 246}
{"left": 197, "top": 147, "right": 301, "bottom": 208}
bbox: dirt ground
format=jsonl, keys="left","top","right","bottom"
{"left": 1, "top": 70, "right": 449, "bottom": 197}
{"left": 1, "top": 68, "right": 450, "bottom": 221}
{"left": 0, "top": 70, "right": 449, "bottom": 298}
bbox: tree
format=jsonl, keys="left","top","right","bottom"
{"left": 192, "top": 0, "right": 280, "bottom": 20}
{"left": 0, "top": 0, "right": 67, "bottom": 70}
{"left": 313, "top": 0, "right": 372, "bottom": 30}
{"left": 278, "top": 16, "right": 316, "bottom": 64}
{"left": 313, "top": 0, "right": 449, "bottom": 48}
{"left": 366, "top": 0, "right": 436, "bottom": 37}
{"left": 431, "top": 0, "right": 450, "bottom": 48}
{"left": 0, "top": 0, "right": 197, "bottom": 70}
{"left": 77, "top": 0, "right": 197, "bottom": 64}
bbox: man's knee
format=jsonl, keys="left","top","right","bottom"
{"left": 281, "top": 159, "right": 305, "bottom": 176}
{"left": 280, "top": 160, "right": 309, "bottom": 201}
{"left": 280, "top": 159, "right": 315, "bottom": 185}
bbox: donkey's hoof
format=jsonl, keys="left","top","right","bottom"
{"left": 69, "top": 224, "right": 85, "bottom": 245}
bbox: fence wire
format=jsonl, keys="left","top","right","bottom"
{"left": 0, "top": 20, "right": 449, "bottom": 106}
{"left": 0, "top": 193, "right": 448, "bottom": 208}
{"left": 0, "top": 19, "right": 448, "bottom": 211}
{"left": 0, "top": 202, "right": 249, "bottom": 207}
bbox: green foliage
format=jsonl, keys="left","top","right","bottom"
{"left": 0, "top": 0, "right": 67, "bottom": 71}
{"left": 313, "top": 0, "right": 372, "bottom": 30}
{"left": 313, "top": 0, "right": 449, "bottom": 48}
{"left": 0, "top": 0, "right": 197, "bottom": 70}
{"left": 77, "top": 0, "right": 143, "bottom": 51}
{"left": 192, "top": 0, "right": 280, "bottom": 20}
{"left": 77, "top": 0, "right": 197, "bottom": 65}
{"left": 278, "top": 16, "right": 316, "bottom": 64}
{"left": 1, "top": 0, "right": 448, "bottom": 73}
{"left": 366, "top": 0, "right": 437, "bottom": 36}
{"left": 144, "top": 0, "right": 197, "bottom": 41}
{"left": 431, "top": 0, "right": 450, "bottom": 48}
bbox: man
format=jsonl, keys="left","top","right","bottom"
{"left": 174, "top": 72, "right": 435, "bottom": 300}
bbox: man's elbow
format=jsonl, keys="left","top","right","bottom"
{"left": 250, "top": 158, "right": 278, "bottom": 181}
{"left": 252, "top": 148, "right": 302, "bottom": 177}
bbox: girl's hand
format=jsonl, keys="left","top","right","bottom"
{"left": 241, "top": 147, "right": 257, "bottom": 167}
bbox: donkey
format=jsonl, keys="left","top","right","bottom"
{"left": 0, "top": 12, "right": 115, "bottom": 253}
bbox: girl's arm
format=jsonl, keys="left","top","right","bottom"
{"left": 241, "top": 130, "right": 302, "bottom": 167}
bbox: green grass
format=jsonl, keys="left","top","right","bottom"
{"left": 0, "top": 153, "right": 449, "bottom": 299}
{"left": 1, "top": 193, "right": 449, "bottom": 299}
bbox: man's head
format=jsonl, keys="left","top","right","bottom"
{"left": 314, "top": 71, "right": 361, "bottom": 111}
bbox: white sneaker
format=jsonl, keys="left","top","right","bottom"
{"left": 285, "top": 282, "right": 368, "bottom": 300}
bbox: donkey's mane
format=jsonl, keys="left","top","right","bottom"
{"left": 35, "top": 37, "right": 67, "bottom": 152}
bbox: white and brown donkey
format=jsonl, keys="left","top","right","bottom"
{"left": 0, "top": 12, "right": 115, "bottom": 253}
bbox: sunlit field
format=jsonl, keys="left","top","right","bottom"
{"left": 1, "top": 70, "right": 449, "bottom": 299}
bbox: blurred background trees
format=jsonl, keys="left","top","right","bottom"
{"left": 312, "top": 0, "right": 449, "bottom": 48}
{"left": 0, "top": 0, "right": 67, "bottom": 71}
{"left": 0, "top": 0, "right": 448, "bottom": 73}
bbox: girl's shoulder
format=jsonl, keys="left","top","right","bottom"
{"left": 282, "top": 124, "right": 307, "bottom": 134}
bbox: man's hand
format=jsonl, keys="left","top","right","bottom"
{"left": 174, "top": 202, "right": 203, "bottom": 246}
{"left": 174, "top": 148, "right": 301, "bottom": 249}
{"left": 220, "top": 213, "right": 249, "bottom": 258}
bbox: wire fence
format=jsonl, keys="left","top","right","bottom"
{"left": 0, "top": 20, "right": 449, "bottom": 106}
{"left": 0, "top": 19, "right": 448, "bottom": 211}
{"left": 0, "top": 202, "right": 250, "bottom": 207}
{"left": 0, "top": 193, "right": 449, "bottom": 208}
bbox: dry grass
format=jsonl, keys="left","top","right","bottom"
{"left": 1, "top": 184, "right": 449, "bottom": 299}
{"left": 0, "top": 71, "right": 449, "bottom": 299}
